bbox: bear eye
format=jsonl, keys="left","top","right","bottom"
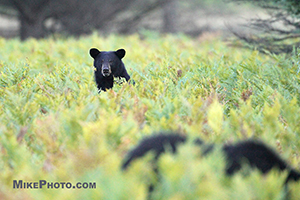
{"left": 109, "top": 60, "right": 113, "bottom": 63}
{"left": 101, "top": 59, "right": 104, "bottom": 62}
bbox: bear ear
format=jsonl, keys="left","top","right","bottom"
{"left": 90, "top": 48, "right": 101, "bottom": 59}
{"left": 115, "top": 49, "right": 126, "bottom": 59}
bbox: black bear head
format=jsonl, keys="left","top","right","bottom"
{"left": 89, "top": 48, "right": 126, "bottom": 77}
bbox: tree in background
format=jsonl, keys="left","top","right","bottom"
{"left": 0, "top": 0, "right": 177, "bottom": 40}
{"left": 231, "top": 0, "right": 300, "bottom": 54}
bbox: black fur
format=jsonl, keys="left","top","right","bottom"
{"left": 122, "top": 133, "right": 187, "bottom": 170}
{"left": 89, "top": 48, "right": 131, "bottom": 92}
{"left": 122, "top": 133, "right": 186, "bottom": 198}
{"left": 222, "top": 140, "right": 299, "bottom": 182}
{"left": 122, "top": 133, "right": 300, "bottom": 196}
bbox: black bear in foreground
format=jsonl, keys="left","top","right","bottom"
{"left": 122, "top": 133, "right": 300, "bottom": 197}
{"left": 122, "top": 134, "right": 187, "bottom": 170}
{"left": 89, "top": 48, "right": 131, "bottom": 92}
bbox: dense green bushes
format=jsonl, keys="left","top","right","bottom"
{"left": 0, "top": 33, "right": 300, "bottom": 199}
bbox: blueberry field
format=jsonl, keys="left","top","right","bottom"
{"left": 1, "top": 33, "right": 300, "bottom": 199}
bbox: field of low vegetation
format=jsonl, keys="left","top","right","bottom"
{"left": 1, "top": 32, "right": 300, "bottom": 199}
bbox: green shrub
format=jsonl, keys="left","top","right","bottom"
{"left": 0, "top": 34, "right": 300, "bottom": 199}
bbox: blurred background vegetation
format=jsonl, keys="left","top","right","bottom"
{"left": 0, "top": 0, "right": 257, "bottom": 39}
{"left": 0, "top": 0, "right": 299, "bottom": 54}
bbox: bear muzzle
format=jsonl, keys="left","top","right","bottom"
{"left": 102, "top": 64, "right": 112, "bottom": 77}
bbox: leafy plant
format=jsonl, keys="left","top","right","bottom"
{"left": 0, "top": 33, "right": 300, "bottom": 199}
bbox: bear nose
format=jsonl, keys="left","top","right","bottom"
{"left": 103, "top": 69, "right": 109, "bottom": 73}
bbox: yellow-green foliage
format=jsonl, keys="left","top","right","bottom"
{"left": 0, "top": 33, "right": 300, "bottom": 199}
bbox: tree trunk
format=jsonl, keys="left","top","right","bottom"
{"left": 20, "top": 15, "right": 46, "bottom": 40}
{"left": 163, "top": 0, "right": 178, "bottom": 33}
{"left": 11, "top": 0, "right": 50, "bottom": 40}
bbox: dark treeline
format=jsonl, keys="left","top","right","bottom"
{"left": 0, "top": 0, "right": 178, "bottom": 40}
